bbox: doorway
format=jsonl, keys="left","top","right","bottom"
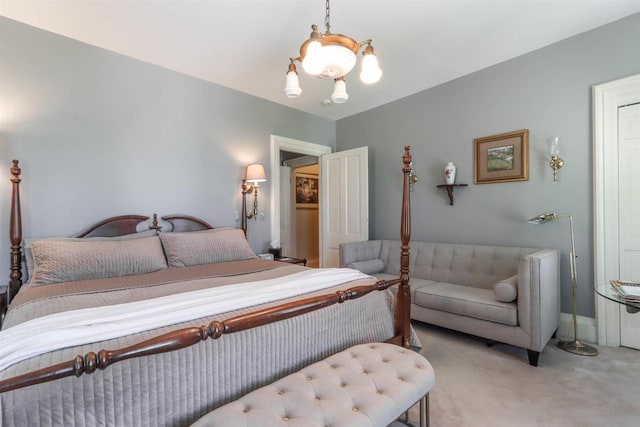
{"left": 282, "top": 154, "right": 320, "bottom": 267}
{"left": 269, "top": 135, "right": 331, "bottom": 266}
{"left": 593, "top": 73, "right": 640, "bottom": 349}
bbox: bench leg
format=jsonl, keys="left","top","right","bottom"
{"left": 420, "top": 393, "right": 429, "bottom": 427}
{"left": 400, "top": 394, "right": 429, "bottom": 427}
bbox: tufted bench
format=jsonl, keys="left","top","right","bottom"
{"left": 191, "top": 342, "right": 435, "bottom": 427}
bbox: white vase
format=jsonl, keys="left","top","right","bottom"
{"left": 444, "top": 162, "right": 456, "bottom": 184}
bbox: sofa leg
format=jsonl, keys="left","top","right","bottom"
{"left": 527, "top": 349, "right": 540, "bottom": 366}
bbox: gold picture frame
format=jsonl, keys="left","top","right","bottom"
{"left": 474, "top": 129, "right": 529, "bottom": 184}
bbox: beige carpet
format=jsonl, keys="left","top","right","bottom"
{"left": 401, "top": 321, "right": 640, "bottom": 427}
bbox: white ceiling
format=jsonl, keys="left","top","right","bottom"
{"left": 2, "top": 1, "right": 640, "bottom": 120}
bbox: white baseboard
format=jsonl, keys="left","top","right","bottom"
{"left": 557, "top": 312, "right": 597, "bottom": 345}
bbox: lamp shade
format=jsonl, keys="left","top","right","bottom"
{"left": 246, "top": 164, "right": 267, "bottom": 183}
{"left": 360, "top": 51, "right": 382, "bottom": 84}
{"left": 549, "top": 137, "right": 561, "bottom": 156}
{"left": 284, "top": 71, "right": 302, "bottom": 98}
{"left": 331, "top": 78, "right": 349, "bottom": 104}
{"left": 527, "top": 212, "right": 557, "bottom": 224}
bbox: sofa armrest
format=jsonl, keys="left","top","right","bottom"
{"left": 339, "top": 241, "right": 383, "bottom": 268}
{"left": 517, "top": 249, "right": 561, "bottom": 351}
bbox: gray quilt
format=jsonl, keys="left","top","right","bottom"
{"left": 0, "top": 260, "right": 400, "bottom": 426}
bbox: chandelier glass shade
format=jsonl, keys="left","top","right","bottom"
{"left": 284, "top": 0, "right": 382, "bottom": 103}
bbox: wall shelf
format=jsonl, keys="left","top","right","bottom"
{"left": 436, "top": 184, "right": 468, "bottom": 206}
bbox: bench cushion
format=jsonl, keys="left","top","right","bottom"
{"left": 414, "top": 283, "right": 518, "bottom": 326}
{"left": 191, "top": 343, "right": 435, "bottom": 427}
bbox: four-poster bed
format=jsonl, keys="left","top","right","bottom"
{"left": 0, "top": 147, "right": 414, "bottom": 426}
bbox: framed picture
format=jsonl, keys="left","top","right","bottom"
{"left": 474, "top": 129, "right": 529, "bottom": 184}
{"left": 295, "top": 172, "right": 319, "bottom": 208}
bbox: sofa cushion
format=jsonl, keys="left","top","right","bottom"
{"left": 375, "top": 274, "right": 435, "bottom": 304}
{"left": 494, "top": 274, "right": 518, "bottom": 302}
{"left": 414, "top": 282, "right": 518, "bottom": 326}
{"left": 379, "top": 240, "right": 537, "bottom": 290}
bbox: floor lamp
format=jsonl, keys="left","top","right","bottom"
{"left": 528, "top": 212, "right": 598, "bottom": 356}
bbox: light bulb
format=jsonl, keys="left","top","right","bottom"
{"left": 283, "top": 71, "right": 302, "bottom": 98}
{"left": 360, "top": 53, "right": 382, "bottom": 84}
{"left": 302, "top": 40, "right": 324, "bottom": 75}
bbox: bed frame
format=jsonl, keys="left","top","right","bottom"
{"left": 0, "top": 147, "right": 413, "bottom": 394}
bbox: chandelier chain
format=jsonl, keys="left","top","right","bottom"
{"left": 325, "top": 0, "right": 331, "bottom": 34}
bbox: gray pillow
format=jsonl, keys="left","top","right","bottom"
{"left": 159, "top": 228, "right": 257, "bottom": 268}
{"left": 494, "top": 274, "right": 518, "bottom": 302}
{"left": 30, "top": 235, "right": 167, "bottom": 286}
{"left": 24, "top": 229, "right": 158, "bottom": 281}
{"left": 346, "top": 259, "right": 385, "bottom": 275}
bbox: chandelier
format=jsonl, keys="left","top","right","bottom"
{"left": 283, "top": 0, "right": 382, "bottom": 104}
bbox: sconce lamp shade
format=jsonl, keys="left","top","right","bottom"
{"left": 549, "top": 137, "right": 561, "bottom": 156}
{"left": 246, "top": 164, "right": 267, "bottom": 184}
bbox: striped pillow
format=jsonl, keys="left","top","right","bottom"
{"left": 30, "top": 236, "right": 168, "bottom": 286}
{"left": 159, "top": 228, "right": 257, "bottom": 268}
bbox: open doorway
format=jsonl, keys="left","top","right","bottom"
{"left": 269, "top": 135, "right": 331, "bottom": 267}
{"left": 281, "top": 154, "right": 320, "bottom": 267}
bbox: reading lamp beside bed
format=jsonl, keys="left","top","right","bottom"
{"left": 0, "top": 147, "right": 414, "bottom": 427}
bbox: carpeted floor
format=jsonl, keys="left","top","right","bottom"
{"left": 402, "top": 321, "right": 640, "bottom": 427}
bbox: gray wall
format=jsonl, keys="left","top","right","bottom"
{"left": 0, "top": 17, "right": 335, "bottom": 283}
{"left": 336, "top": 13, "right": 640, "bottom": 318}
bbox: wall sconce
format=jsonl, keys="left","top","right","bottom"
{"left": 409, "top": 173, "right": 418, "bottom": 191}
{"left": 242, "top": 163, "right": 267, "bottom": 220}
{"left": 549, "top": 137, "right": 564, "bottom": 181}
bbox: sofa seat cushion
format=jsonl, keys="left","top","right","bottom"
{"left": 374, "top": 275, "right": 442, "bottom": 305}
{"left": 414, "top": 282, "right": 518, "bottom": 326}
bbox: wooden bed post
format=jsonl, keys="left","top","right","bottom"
{"left": 396, "top": 146, "right": 412, "bottom": 348}
{"left": 9, "top": 160, "right": 23, "bottom": 304}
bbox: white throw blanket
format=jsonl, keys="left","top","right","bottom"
{"left": 0, "top": 268, "right": 371, "bottom": 372}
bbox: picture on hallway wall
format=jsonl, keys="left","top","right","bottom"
{"left": 474, "top": 129, "right": 529, "bottom": 184}
{"left": 295, "top": 173, "right": 318, "bottom": 208}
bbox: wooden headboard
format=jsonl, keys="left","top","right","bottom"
{"left": 73, "top": 214, "right": 215, "bottom": 238}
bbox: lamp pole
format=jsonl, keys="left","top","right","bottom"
{"left": 556, "top": 214, "right": 598, "bottom": 356}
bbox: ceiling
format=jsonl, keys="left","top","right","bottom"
{"left": 2, "top": 1, "right": 640, "bottom": 120}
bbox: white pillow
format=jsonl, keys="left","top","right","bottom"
{"left": 494, "top": 274, "right": 518, "bottom": 302}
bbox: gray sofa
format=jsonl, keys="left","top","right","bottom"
{"left": 339, "top": 240, "right": 560, "bottom": 366}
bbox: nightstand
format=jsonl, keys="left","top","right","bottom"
{"left": 276, "top": 257, "right": 307, "bottom": 266}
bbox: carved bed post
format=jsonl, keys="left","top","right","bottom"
{"left": 396, "top": 146, "right": 412, "bottom": 348}
{"left": 9, "top": 160, "right": 23, "bottom": 304}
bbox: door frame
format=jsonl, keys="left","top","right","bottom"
{"left": 593, "top": 73, "right": 640, "bottom": 346}
{"left": 270, "top": 135, "right": 331, "bottom": 264}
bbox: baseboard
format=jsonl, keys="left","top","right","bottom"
{"left": 557, "top": 312, "right": 597, "bottom": 344}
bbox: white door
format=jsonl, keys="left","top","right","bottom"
{"left": 320, "top": 146, "right": 369, "bottom": 267}
{"left": 619, "top": 102, "right": 640, "bottom": 349}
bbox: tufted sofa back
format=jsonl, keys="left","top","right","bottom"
{"left": 380, "top": 240, "right": 539, "bottom": 289}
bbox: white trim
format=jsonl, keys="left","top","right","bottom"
{"left": 270, "top": 135, "right": 331, "bottom": 264}
{"left": 558, "top": 313, "right": 597, "bottom": 345}
{"left": 593, "top": 73, "right": 640, "bottom": 347}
